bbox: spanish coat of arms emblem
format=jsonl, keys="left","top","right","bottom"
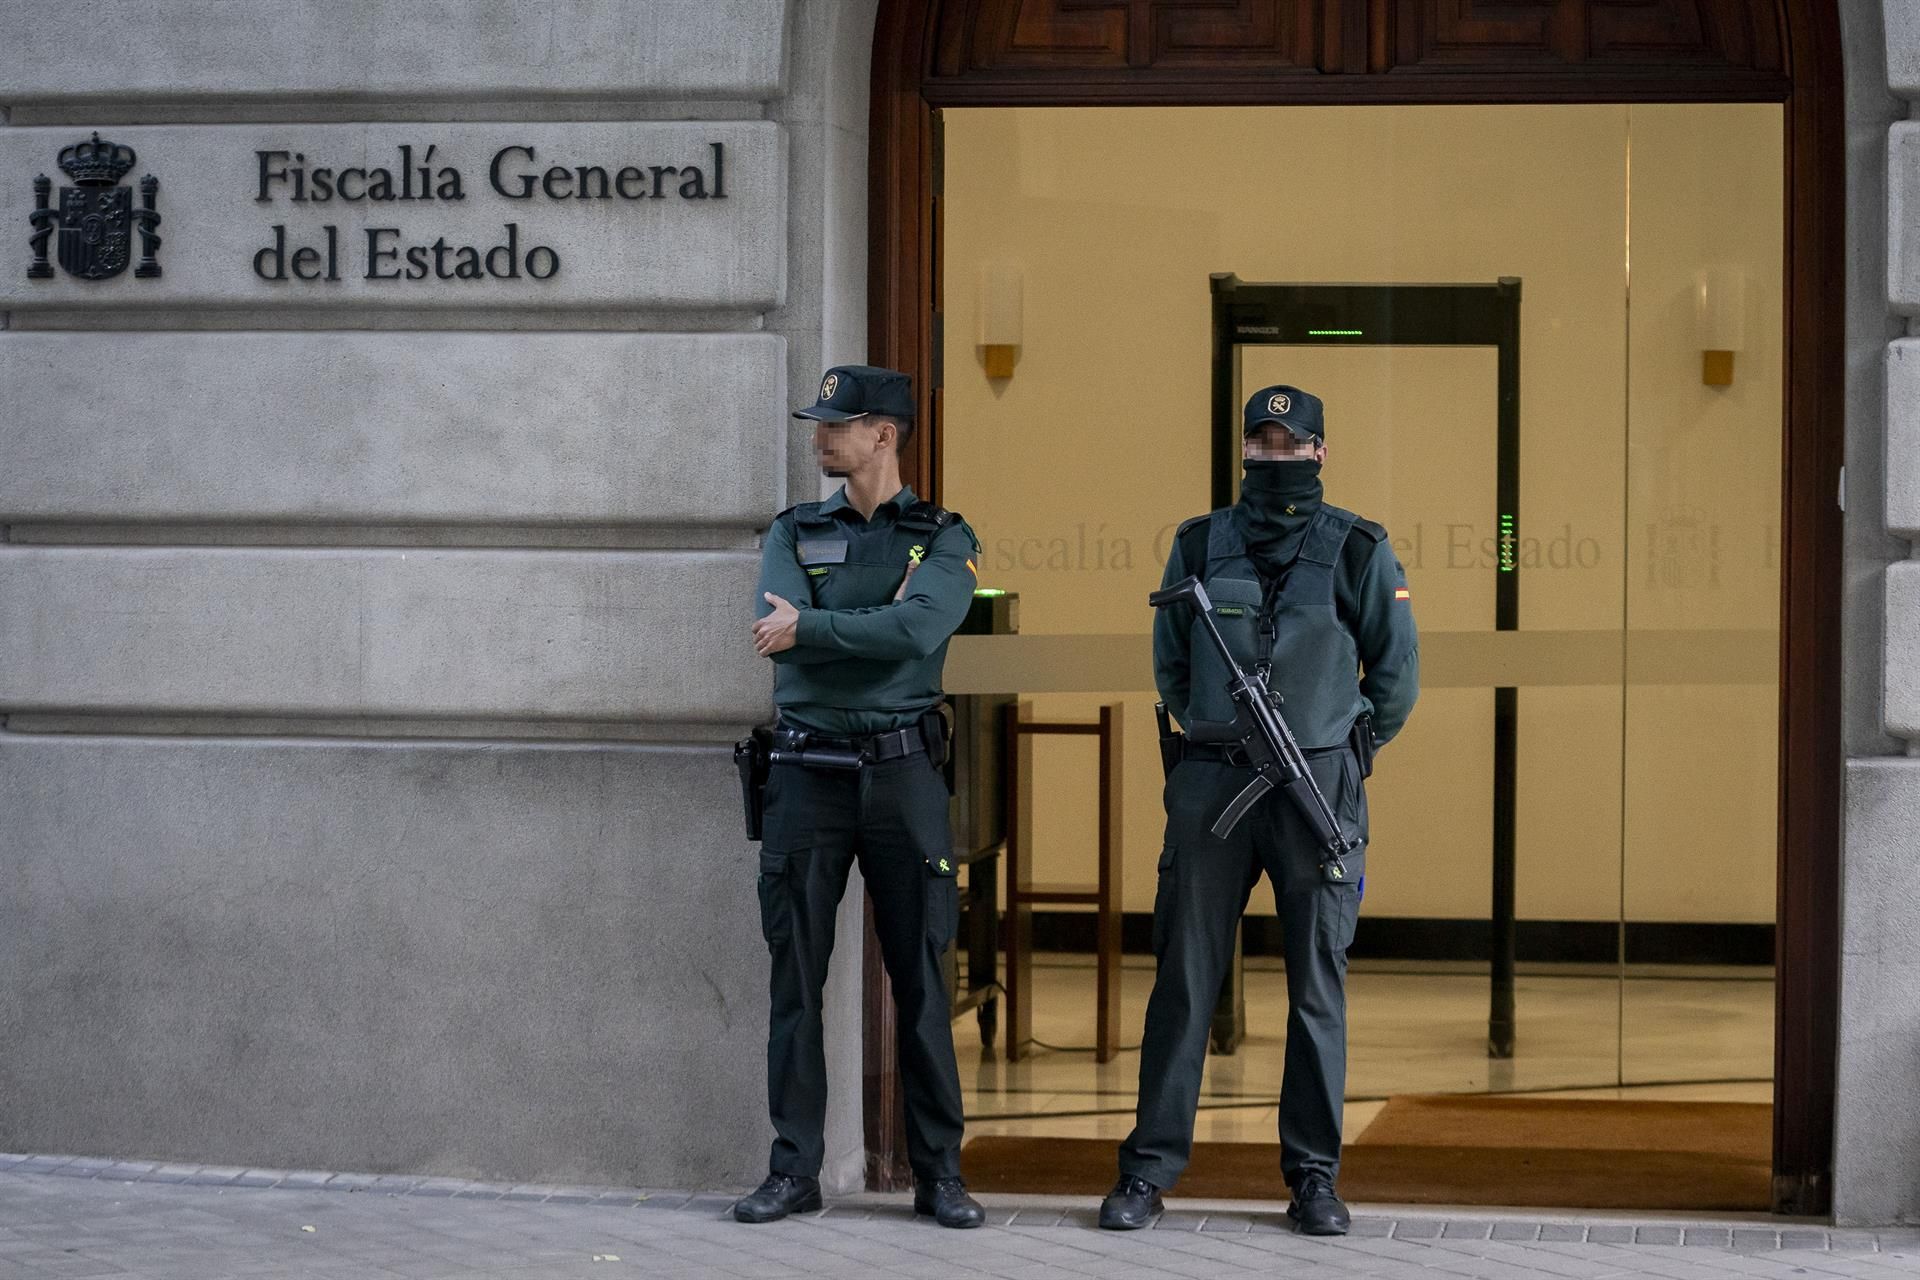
{"left": 27, "top": 131, "right": 161, "bottom": 281}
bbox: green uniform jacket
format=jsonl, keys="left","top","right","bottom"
{"left": 755, "top": 484, "right": 980, "bottom": 736}
{"left": 1154, "top": 507, "right": 1420, "bottom": 746}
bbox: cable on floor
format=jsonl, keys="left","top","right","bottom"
{"left": 1020, "top": 1037, "right": 1145, "bottom": 1054}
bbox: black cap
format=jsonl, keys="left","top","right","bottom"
{"left": 1243, "top": 384, "right": 1324, "bottom": 441}
{"left": 793, "top": 365, "right": 917, "bottom": 423}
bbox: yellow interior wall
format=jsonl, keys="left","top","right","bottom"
{"left": 941, "top": 104, "right": 1781, "bottom": 926}
{"left": 1621, "top": 104, "right": 1784, "bottom": 924}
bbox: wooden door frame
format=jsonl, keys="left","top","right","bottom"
{"left": 865, "top": 0, "right": 1844, "bottom": 1215}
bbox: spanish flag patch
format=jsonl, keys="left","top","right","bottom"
{"left": 1394, "top": 587, "right": 1411, "bottom": 600}
{"left": 965, "top": 558, "right": 978, "bottom": 576}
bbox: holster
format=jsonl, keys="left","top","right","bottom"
{"left": 1348, "top": 713, "right": 1376, "bottom": 780}
{"left": 920, "top": 704, "right": 952, "bottom": 771}
{"left": 1154, "top": 701, "right": 1185, "bottom": 780}
{"left": 733, "top": 727, "right": 773, "bottom": 840}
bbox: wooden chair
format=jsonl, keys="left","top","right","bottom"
{"left": 1001, "top": 699, "right": 1124, "bottom": 1063}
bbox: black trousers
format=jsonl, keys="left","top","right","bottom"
{"left": 1118, "top": 748, "right": 1367, "bottom": 1192}
{"left": 756, "top": 751, "right": 964, "bottom": 1183}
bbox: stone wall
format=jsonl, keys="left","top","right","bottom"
{"left": 1834, "top": 0, "right": 1920, "bottom": 1228}
{"left": 0, "top": 0, "right": 875, "bottom": 1193}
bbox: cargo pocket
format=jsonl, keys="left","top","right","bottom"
{"left": 1150, "top": 844, "right": 1179, "bottom": 959}
{"left": 924, "top": 857, "right": 959, "bottom": 947}
{"left": 1315, "top": 881, "right": 1361, "bottom": 954}
{"left": 757, "top": 848, "right": 793, "bottom": 950}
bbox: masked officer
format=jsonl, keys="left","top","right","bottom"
{"left": 1099, "top": 385, "right": 1418, "bottom": 1236}
{"left": 733, "top": 365, "right": 986, "bottom": 1229}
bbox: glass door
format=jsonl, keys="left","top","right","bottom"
{"left": 937, "top": 101, "right": 1779, "bottom": 1161}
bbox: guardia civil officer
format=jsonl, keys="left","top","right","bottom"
{"left": 734, "top": 366, "right": 986, "bottom": 1228}
{"left": 1099, "top": 386, "right": 1419, "bottom": 1236}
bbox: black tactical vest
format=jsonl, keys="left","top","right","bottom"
{"left": 1183, "top": 503, "right": 1369, "bottom": 750}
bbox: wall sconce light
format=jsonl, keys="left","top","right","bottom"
{"left": 1695, "top": 265, "right": 1746, "bottom": 387}
{"left": 977, "top": 263, "right": 1023, "bottom": 380}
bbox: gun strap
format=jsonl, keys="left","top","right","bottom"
{"left": 1254, "top": 571, "right": 1285, "bottom": 682}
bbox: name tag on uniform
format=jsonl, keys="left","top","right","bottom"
{"left": 795, "top": 539, "right": 849, "bottom": 565}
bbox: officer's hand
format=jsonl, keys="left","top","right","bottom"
{"left": 754, "top": 592, "right": 800, "bottom": 655}
{"left": 892, "top": 559, "right": 920, "bottom": 602}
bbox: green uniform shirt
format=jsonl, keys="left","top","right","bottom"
{"left": 756, "top": 484, "right": 980, "bottom": 736}
{"left": 1154, "top": 508, "right": 1420, "bottom": 746}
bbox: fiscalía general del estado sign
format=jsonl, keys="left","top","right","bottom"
{"left": 248, "top": 140, "right": 730, "bottom": 283}
{"left": 7, "top": 122, "right": 783, "bottom": 309}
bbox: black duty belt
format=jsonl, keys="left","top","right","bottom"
{"left": 1184, "top": 740, "right": 1348, "bottom": 766}
{"left": 770, "top": 722, "right": 930, "bottom": 771}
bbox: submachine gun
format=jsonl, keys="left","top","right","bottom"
{"left": 1147, "top": 574, "right": 1358, "bottom": 884}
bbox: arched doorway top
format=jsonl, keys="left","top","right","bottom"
{"left": 909, "top": 0, "right": 1791, "bottom": 104}
{"left": 868, "top": 0, "right": 1817, "bottom": 493}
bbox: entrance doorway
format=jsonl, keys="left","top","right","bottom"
{"left": 865, "top": 0, "right": 1843, "bottom": 1217}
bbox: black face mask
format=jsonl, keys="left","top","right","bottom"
{"left": 1237, "top": 459, "right": 1324, "bottom": 574}
{"left": 1240, "top": 458, "right": 1323, "bottom": 508}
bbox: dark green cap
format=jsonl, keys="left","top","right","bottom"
{"left": 793, "top": 365, "right": 917, "bottom": 423}
{"left": 1244, "top": 384, "right": 1324, "bottom": 441}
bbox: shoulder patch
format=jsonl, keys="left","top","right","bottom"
{"left": 899, "top": 499, "right": 958, "bottom": 532}
{"left": 778, "top": 500, "right": 829, "bottom": 523}
{"left": 921, "top": 508, "right": 979, "bottom": 554}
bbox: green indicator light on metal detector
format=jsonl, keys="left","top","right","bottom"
{"left": 1308, "top": 329, "right": 1364, "bottom": 337}
{"left": 1498, "top": 514, "right": 1517, "bottom": 572}
{"left": 973, "top": 588, "right": 1006, "bottom": 597}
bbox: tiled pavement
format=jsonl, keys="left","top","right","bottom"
{"left": 2, "top": 1155, "right": 1918, "bottom": 1279}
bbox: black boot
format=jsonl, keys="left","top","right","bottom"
{"left": 1285, "top": 1171, "right": 1350, "bottom": 1236}
{"left": 1098, "top": 1174, "right": 1164, "bottom": 1230}
{"left": 733, "top": 1172, "right": 822, "bottom": 1223}
{"left": 913, "top": 1176, "right": 985, "bottom": 1228}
